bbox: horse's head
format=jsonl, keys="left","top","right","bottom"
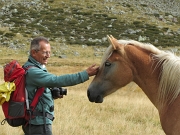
{"left": 87, "top": 35, "right": 134, "bottom": 103}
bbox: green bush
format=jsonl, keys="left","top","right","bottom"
{"left": 0, "top": 30, "right": 4, "bottom": 35}
{"left": 154, "top": 13, "right": 160, "bottom": 18}
{"left": 4, "top": 32, "right": 16, "bottom": 38}
{"left": 140, "top": 4, "right": 148, "bottom": 7}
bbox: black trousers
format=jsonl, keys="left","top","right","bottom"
{"left": 22, "top": 124, "right": 52, "bottom": 135}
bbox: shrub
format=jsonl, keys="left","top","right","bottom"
{"left": 4, "top": 32, "right": 16, "bottom": 38}
{"left": 154, "top": 13, "right": 160, "bottom": 18}
{"left": 140, "top": 4, "right": 148, "bottom": 7}
{"left": 0, "top": 30, "right": 4, "bottom": 35}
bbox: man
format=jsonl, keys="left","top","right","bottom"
{"left": 22, "top": 37, "right": 99, "bottom": 135}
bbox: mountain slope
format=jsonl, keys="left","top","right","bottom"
{"left": 0, "top": 0, "right": 180, "bottom": 47}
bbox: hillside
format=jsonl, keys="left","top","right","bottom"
{"left": 0, "top": 0, "right": 180, "bottom": 48}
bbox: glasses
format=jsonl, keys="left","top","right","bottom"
{"left": 36, "top": 50, "right": 51, "bottom": 56}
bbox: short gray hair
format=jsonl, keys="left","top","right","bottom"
{"left": 30, "top": 37, "right": 49, "bottom": 51}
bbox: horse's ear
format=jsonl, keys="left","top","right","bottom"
{"left": 107, "top": 35, "right": 122, "bottom": 50}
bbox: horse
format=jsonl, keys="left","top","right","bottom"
{"left": 87, "top": 35, "right": 180, "bottom": 135}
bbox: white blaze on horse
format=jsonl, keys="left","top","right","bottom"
{"left": 87, "top": 35, "right": 180, "bottom": 135}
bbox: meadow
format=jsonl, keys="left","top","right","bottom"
{"left": 0, "top": 44, "right": 165, "bottom": 135}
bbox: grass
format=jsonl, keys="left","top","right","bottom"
{"left": 0, "top": 83, "right": 165, "bottom": 135}
{"left": 0, "top": 44, "right": 165, "bottom": 135}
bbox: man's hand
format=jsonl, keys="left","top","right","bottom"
{"left": 86, "top": 64, "right": 99, "bottom": 77}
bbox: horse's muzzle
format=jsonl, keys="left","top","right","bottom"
{"left": 87, "top": 90, "right": 103, "bottom": 103}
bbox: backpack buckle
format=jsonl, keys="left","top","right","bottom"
{"left": 1, "top": 119, "right": 6, "bottom": 125}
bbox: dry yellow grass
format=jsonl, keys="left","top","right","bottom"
{"left": 0, "top": 45, "right": 165, "bottom": 135}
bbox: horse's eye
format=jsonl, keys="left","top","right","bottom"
{"left": 105, "top": 61, "right": 111, "bottom": 66}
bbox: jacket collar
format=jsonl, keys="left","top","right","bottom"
{"left": 27, "top": 55, "right": 47, "bottom": 70}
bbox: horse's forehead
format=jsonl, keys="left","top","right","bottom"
{"left": 106, "top": 44, "right": 125, "bottom": 58}
{"left": 108, "top": 50, "right": 123, "bottom": 61}
{"left": 101, "top": 46, "right": 113, "bottom": 61}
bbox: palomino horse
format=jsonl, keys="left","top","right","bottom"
{"left": 87, "top": 35, "right": 180, "bottom": 135}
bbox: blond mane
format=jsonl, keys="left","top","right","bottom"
{"left": 155, "top": 52, "right": 180, "bottom": 108}
{"left": 101, "top": 39, "right": 162, "bottom": 67}
{"left": 102, "top": 39, "right": 180, "bottom": 108}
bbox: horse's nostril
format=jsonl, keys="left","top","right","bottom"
{"left": 87, "top": 90, "right": 103, "bottom": 103}
{"left": 87, "top": 90, "right": 90, "bottom": 98}
{"left": 95, "top": 95, "right": 103, "bottom": 103}
{"left": 87, "top": 90, "right": 95, "bottom": 102}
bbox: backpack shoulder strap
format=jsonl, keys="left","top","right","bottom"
{"left": 30, "top": 87, "right": 45, "bottom": 111}
{"left": 23, "top": 65, "right": 45, "bottom": 111}
{"left": 23, "top": 65, "right": 37, "bottom": 111}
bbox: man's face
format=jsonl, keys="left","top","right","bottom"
{"left": 31, "top": 41, "right": 51, "bottom": 65}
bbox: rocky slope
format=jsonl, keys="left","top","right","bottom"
{"left": 0, "top": 0, "right": 180, "bottom": 48}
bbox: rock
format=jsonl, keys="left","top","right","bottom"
{"left": 58, "top": 55, "right": 67, "bottom": 59}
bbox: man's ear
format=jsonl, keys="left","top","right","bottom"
{"left": 31, "top": 49, "right": 37, "bottom": 56}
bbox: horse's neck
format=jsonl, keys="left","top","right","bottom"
{"left": 125, "top": 45, "right": 160, "bottom": 108}
{"left": 124, "top": 45, "right": 180, "bottom": 135}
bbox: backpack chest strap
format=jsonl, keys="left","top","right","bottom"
{"left": 32, "top": 111, "right": 54, "bottom": 121}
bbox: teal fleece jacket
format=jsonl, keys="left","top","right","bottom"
{"left": 24, "top": 56, "right": 89, "bottom": 125}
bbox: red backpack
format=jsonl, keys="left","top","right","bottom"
{"left": 1, "top": 60, "right": 44, "bottom": 127}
